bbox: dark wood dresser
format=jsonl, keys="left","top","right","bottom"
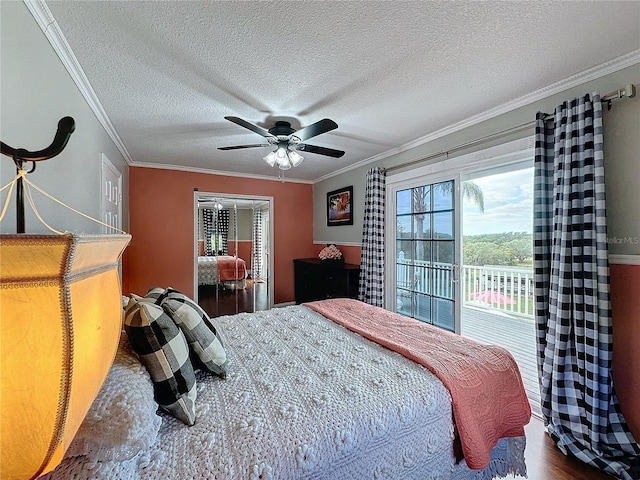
{"left": 293, "top": 258, "right": 361, "bottom": 304}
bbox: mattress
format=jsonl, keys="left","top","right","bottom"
{"left": 44, "top": 304, "right": 527, "bottom": 480}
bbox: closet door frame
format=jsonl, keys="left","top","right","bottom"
{"left": 193, "top": 191, "right": 274, "bottom": 310}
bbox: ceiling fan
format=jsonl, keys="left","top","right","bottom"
{"left": 218, "top": 116, "right": 345, "bottom": 170}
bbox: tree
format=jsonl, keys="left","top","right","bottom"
{"left": 504, "top": 238, "right": 533, "bottom": 264}
{"left": 463, "top": 241, "right": 511, "bottom": 266}
{"left": 412, "top": 186, "right": 429, "bottom": 240}
{"left": 461, "top": 181, "right": 484, "bottom": 213}
{"left": 462, "top": 233, "right": 533, "bottom": 266}
{"left": 411, "top": 181, "right": 484, "bottom": 240}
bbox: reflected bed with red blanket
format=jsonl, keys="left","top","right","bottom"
{"left": 197, "top": 255, "right": 247, "bottom": 288}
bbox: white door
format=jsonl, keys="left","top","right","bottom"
{"left": 101, "top": 153, "right": 122, "bottom": 233}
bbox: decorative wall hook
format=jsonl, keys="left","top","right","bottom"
{"left": 1, "top": 116, "right": 75, "bottom": 232}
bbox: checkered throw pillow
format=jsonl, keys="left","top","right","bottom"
{"left": 161, "top": 288, "right": 227, "bottom": 378}
{"left": 144, "top": 287, "right": 166, "bottom": 304}
{"left": 124, "top": 297, "right": 197, "bottom": 426}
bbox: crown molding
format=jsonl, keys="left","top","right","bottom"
{"left": 130, "top": 161, "right": 314, "bottom": 184}
{"left": 24, "top": 0, "right": 133, "bottom": 164}
{"left": 314, "top": 50, "right": 640, "bottom": 183}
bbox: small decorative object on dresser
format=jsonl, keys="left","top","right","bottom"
{"left": 318, "top": 244, "right": 344, "bottom": 264}
{"left": 294, "top": 258, "right": 360, "bottom": 303}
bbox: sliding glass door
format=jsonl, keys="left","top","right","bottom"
{"left": 391, "top": 176, "right": 459, "bottom": 332}
{"left": 387, "top": 138, "right": 535, "bottom": 332}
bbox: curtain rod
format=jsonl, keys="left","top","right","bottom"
{"left": 387, "top": 83, "right": 636, "bottom": 174}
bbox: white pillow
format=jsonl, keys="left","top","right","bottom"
{"left": 65, "top": 336, "right": 162, "bottom": 461}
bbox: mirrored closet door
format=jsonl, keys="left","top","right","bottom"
{"left": 194, "top": 192, "right": 274, "bottom": 317}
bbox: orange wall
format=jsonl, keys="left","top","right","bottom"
{"left": 126, "top": 167, "right": 315, "bottom": 303}
{"left": 610, "top": 263, "right": 640, "bottom": 441}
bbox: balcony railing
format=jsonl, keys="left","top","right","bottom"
{"left": 397, "top": 255, "right": 534, "bottom": 319}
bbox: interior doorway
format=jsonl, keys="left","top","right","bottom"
{"left": 193, "top": 192, "right": 274, "bottom": 316}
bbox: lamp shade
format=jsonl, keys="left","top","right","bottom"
{"left": 0, "top": 233, "right": 130, "bottom": 479}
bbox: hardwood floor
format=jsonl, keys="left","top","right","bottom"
{"left": 198, "top": 279, "right": 269, "bottom": 317}
{"left": 507, "top": 415, "right": 614, "bottom": 480}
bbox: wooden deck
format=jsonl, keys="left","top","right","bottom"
{"left": 461, "top": 304, "right": 541, "bottom": 416}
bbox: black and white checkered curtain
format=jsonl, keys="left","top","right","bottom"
{"left": 217, "top": 210, "right": 230, "bottom": 255}
{"left": 202, "top": 209, "right": 215, "bottom": 256}
{"left": 534, "top": 93, "right": 639, "bottom": 480}
{"left": 358, "top": 167, "right": 386, "bottom": 306}
{"left": 252, "top": 209, "right": 263, "bottom": 279}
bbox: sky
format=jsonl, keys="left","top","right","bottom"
{"left": 462, "top": 167, "right": 533, "bottom": 236}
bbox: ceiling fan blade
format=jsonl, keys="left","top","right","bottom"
{"left": 218, "top": 144, "right": 270, "bottom": 151}
{"left": 224, "top": 116, "right": 272, "bottom": 138}
{"left": 297, "top": 143, "right": 345, "bottom": 158}
{"left": 294, "top": 119, "right": 338, "bottom": 142}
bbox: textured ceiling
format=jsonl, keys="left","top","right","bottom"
{"left": 44, "top": 1, "right": 640, "bottom": 182}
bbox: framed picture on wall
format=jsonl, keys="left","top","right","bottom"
{"left": 327, "top": 186, "right": 353, "bottom": 226}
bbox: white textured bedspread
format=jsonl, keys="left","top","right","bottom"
{"left": 46, "top": 305, "right": 525, "bottom": 480}
{"left": 198, "top": 255, "right": 220, "bottom": 285}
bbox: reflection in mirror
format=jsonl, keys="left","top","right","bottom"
{"left": 195, "top": 193, "right": 272, "bottom": 317}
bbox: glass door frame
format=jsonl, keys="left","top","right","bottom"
{"left": 386, "top": 171, "right": 463, "bottom": 333}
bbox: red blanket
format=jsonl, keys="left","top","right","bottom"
{"left": 216, "top": 256, "right": 246, "bottom": 282}
{"left": 305, "top": 298, "right": 531, "bottom": 470}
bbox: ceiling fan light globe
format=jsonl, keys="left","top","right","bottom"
{"left": 275, "top": 156, "right": 291, "bottom": 169}
{"left": 263, "top": 151, "right": 276, "bottom": 167}
{"left": 288, "top": 150, "right": 304, "bottom": 167}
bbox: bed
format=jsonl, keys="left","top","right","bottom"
{"left": 43, "top": 298, "right": 530, "bottom": 480}
{"left": 198, "top": 255, "right": 247, "bottom": 289}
